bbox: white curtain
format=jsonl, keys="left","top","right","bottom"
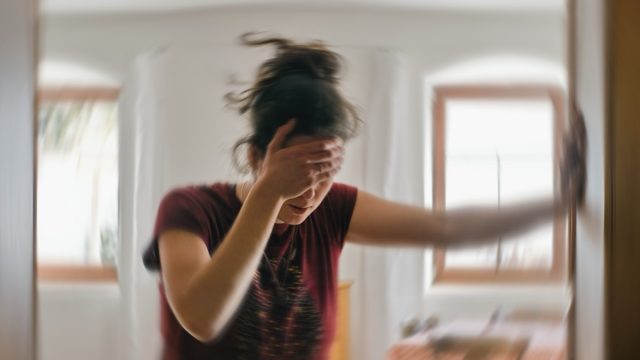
{"left": 117, "top": 50, "right": 167, "bottom": 360}
{"left": 352, "top": 50, "right": 425, "bottom": 360}
{"left": 116, "top": 45, "right": 286, "bottom": 359}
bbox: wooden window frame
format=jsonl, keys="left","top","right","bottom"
{"left": 37, "top": 86, "right": 119, "bottom": 283}
{"left": 432, "top": 85, "right": 567, "bottom": 284}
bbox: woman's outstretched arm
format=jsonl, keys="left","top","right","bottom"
{"left": 347, "top": 108, "right": 586, "bottom": 248}
{"left": 345, "top": 191, "right": 563, "bottom": 248}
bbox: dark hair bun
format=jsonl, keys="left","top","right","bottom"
{"left": 240, "top": 32, "right": 341, "bottom": 83}
{"left": 227, "top": 32, "right": 361, "bottom": 174}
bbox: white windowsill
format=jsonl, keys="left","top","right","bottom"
{"left": 426, "top": 283, "right": 568, "bottom": 296}
{"left": 38, "top": 282, "right": 120, "bottom": 302}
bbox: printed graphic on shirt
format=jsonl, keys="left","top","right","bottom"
{"left": 228, "top": 258, "right": 324, "bottom": 360}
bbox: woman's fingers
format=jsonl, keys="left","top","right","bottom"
{"left": 573, "top": 108, "right": 587, "bottom": 205}
{"left": 285, "top": 137, "right": 343, "bottom": 158}
{"left": 307, "top": 157, "right": 343, "bottom": 179}
{"left": 569, "top": 104, "right": 587, "bottom": 205}
{"left": 266, "top": 119, "right": 296, "bottom": 154}
{"left": 560, "top": 103, "right": 588, "bottom": 206}
{"left": 304, "top": 146, "right": 344, "bottom": 164}
{"left": 260, "top": 130, "right": 344, "bottom": 199}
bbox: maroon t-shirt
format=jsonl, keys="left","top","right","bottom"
{"left": 142, "top": 182, "right": 358, "bottom": 360}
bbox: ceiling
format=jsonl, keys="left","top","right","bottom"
{"left": 41, "top": 0, "right": 565, "bottom": 15}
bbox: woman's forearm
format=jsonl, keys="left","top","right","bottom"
{"left": 345, "top": 191, "right": 565, "bottom": 248}
{"left": 440, "top": 196, "right": 564, "bottom": 248}
{"left": 177, "top": 181, "right": 283, "bottom": 341}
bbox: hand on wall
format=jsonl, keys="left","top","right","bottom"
{"left": 560, "top": 101, "right": 587, "bottom": 208}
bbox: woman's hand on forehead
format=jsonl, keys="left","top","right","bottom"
{"left": 283, "top": 136, "right": 343, "bottom": 156}
{"left": 283, "top": 132, "right": 340, "bottom": 144}
{"left": 283, "top": 140, "right": 344, "bottom": 167}
{"left": 255, "top": 120, "right": 344, "bottom": 201}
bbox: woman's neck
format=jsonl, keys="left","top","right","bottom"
{"left": 234, "top": 181, "right": 251, "bottom": 204}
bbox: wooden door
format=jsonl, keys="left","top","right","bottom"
{"left": 604, "top": 1, "right": 640, "bottom": 357}
{"left": 572, "top": 0, "right": 640, "bottom": 358}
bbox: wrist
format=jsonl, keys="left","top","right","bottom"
{"left": 250, "top": 179, "right": 286, "bottom": 208}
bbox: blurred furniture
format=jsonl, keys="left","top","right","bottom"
{"left": 502, "top": 308, "right": 567, "bottom": 323}
{"left": 401, "top": 315, "right": 440, "bottom": 339}
{"left": 431, "top": 336, "right": 529, "bottom": 359}
{"left": 329, "top": 281, "right": 352, "bottom": 360}
{"left": 386, "top": 319, "right": 566, "bottom": 360}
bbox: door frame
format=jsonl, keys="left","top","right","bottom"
{"left": 0, "top": 0, "right": 38, "bottom": 359}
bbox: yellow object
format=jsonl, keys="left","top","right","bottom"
{"left": 329, "top": 281, "right": 352, "bottom": 360}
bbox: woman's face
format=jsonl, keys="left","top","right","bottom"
{"left": 256, "top": 134, "right": 337, "bottom": 225}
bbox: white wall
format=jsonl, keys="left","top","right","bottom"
{"left": 41, "top": 7, "right": 564, "bottom": 82}
{"left": 574, "top": 0, "right": 606, "bottom": 358}
{"left": 37, "top": 284, "right": 120, "bottom": 360}
{"left": 422, "top": 285, "right": 569, "bottom": 324}
{"left": 38, "top": 7, "right": 566, "bottom": 360}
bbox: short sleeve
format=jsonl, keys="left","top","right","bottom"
{"left": 153, "top": 189, "right": 211, "bottom": 241}
{"left": 325, "top": 182, "right": 358, "bottom": 248}
{"left": 142, "top": 188, "right": 213, "bottom": 271}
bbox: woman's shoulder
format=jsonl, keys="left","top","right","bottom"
{"left": 161, "top": 182, "right": 236, "bottom": 204}
{"left": 327, "top": 182, "right": 358, "bottom": 200}
{"left": 156, "top": 182, "right": 242, "bottom": 221}
{"left": 317, "top": 182, "right": 358, "bottom": 217}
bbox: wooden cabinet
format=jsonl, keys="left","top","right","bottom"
{"left": 329, "top": 281, "right": 352, "bottom": 360}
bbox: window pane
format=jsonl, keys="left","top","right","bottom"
{"left": 498, "top": 159, "right": 554, "bottom": 270}
{"left": 443, "top": 98, "right": 554, "bottom": 271}
{"left": 446, "top": 100, "right": 553, "bottom": 158}
{"left": 444, "top": 157, "right": 499, "bottom": 268}
{"left": 446, "top": 157, "right": 499, "bottom": 207}
{"left": 445, "top": 245, "right": 499, "bottom": 269}
{"left": 500, "top": 158, "right": 552, "bottom": 202}
{"left": 500, "top": 223, "right": 554, "bottom": 269}
{"left": 37, "top": 100, "right": 118, "bottom": 266}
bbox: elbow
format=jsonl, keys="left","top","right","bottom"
{"left": 170, "top": 293, "right": 232, "bottom": 343}
{"left": 171, "top": 288, "right": 240, "bottom": 343}
{"left": 174, "top": 303, "right": 230, "bottom": 343}
{"left": 182, "top": 317, "right": 225, "bottom": 344}
{"left": 191, "top": 331, "right": 220, "bottom": 344}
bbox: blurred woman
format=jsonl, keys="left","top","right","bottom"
{"left": 143, "top": 33, "right": 585, "bottom": 360}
